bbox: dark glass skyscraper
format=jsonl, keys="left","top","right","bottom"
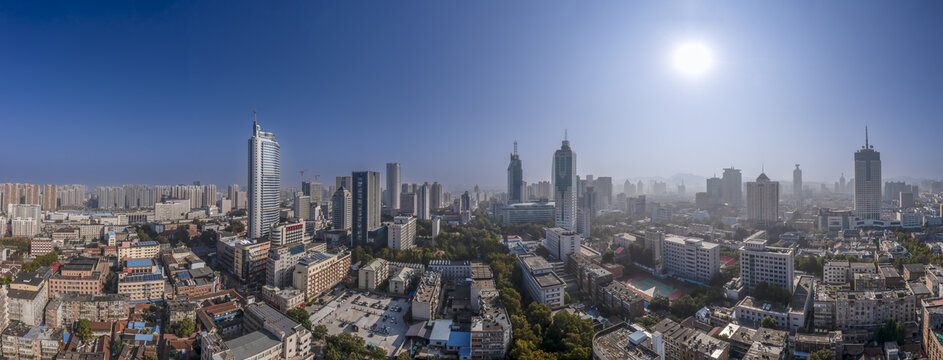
{"left": 351, "top": 171, "right": 381, "bottom": 246}
{"left": 507, "top": 142, "right": 524, "bottom": 204}
{"left": 855, "top": 127, "right": 882, "bottom": 220}
{"left": 553, "top": 137, "right": 577, "bottom": 231}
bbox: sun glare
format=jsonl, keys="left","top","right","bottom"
{"left": 673, "top": 42, "right": 713, "bottom": 77}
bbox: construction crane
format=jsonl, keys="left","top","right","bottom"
{"left": 300, "top": 169, "right": 309, "bottom": 183}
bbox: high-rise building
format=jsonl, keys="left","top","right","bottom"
{"left": 1, "top": 183, "right": 40, "bottom": 213}
{"left": 636, "top": 180, "right": 644, "bottom": 195}
{"left": 535, "top": 181, "right": 552, "bottom": 200}
{"left": 293, "top": 193, "right": 311, "bottom": 220}
{"left": 623, "top": 179, "right": 636, "bottom": 196}
{"left": 552, "top": 137, "right": 577, "bottom": 231}
{"left": 417, "top": 183, "right": 431, "bottom": 220}
{"left": 351, "top": 171, "right": 381, "bottom": 246}
{"left": 545, "top": 227, "right": 581, "bottom": 260}
{"left": 331, "top": 187, "right": 352, "bottom": 231}
{"left": 739, "top": 239, "right": 795, "bottom": 292}
{"left": 228, "top": 184, "right": 241, "bottom": 209}
{"left": 900, "top": 192, "right": 915, "bottom": 209}
{"left": 662, "top": 236, "right": 720, "bottom": 284}
{"left": 388, "top": 216, "right": 417, "bottom": 250}
{"left": 854, "top": 127, "right": 882, "bottom": 221}
{"left": 430, "top": 182, "right": 443, "bottom": 209}
{"left": 746, "top": 172, "right": 780, "bottom": 228}
{"left": 595, "top": 177, "right": 613, "bottom": 209}
{"left": 386, "top": 163, "right": 401, "bottom": 213}
{"left": 335, "top": 176, "right": 353, "bottom": 192}
{"left": 507, "top": 142, "right": 524, "bottom": 204}
{"left": 793, "top": 164, "right": 802, "bottom": 199}
{"left": 248, "top": 116, "right": 281, "bottom": 239}
{"left": 722, "top": 167, "right": 742, "bottom": 207}
{"left": 41, "top": 184, "right": 56, "bottom": 211}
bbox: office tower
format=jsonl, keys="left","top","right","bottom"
{"left": 623, "top": 180, "right": 636, "bottom": 196}
{"left": 854, "top": 127, "right": 882, "bottom": 221}
{"left": 793, "top": 164, "right": 803, "bottom": 199}
{"left": 332, "top": 187, "right": 352, "bottom": 231}
{"left": 839, "top": 173, "right": 846, "bottom": 193}
{"left": 662, "top": 236, "right": 720, "bottom": 284}
{"left": 388, "top": 216, "right": 417, "bottom": 250}
{"left": 430, "top": 182, "right": 443, "bottom": 209}
{"left": 41, "top": 184, "right": 56, "bottom": 211}
{"left": 294, "top": 193, "right": 311, "bottom": 220}
{"left": 351, "top": 171, "right": 381, "bottom": 246}
{"left": 552, "top": 136, "right": 577, "bottom": 231}
{"left": 460, "top": 191, "right": 471, "bottom": 211}
{"left": 335, "top": 176, "right": 353, "bottom": 191}
{"left": 248, "top": 116, "right": 281, "bottom": 239}
{"left": 722, "top": 167, "right": 742, "bottom": 207}
{"left": 386, "top": 163, "right": 401, "bottom": 212}
{"left": 746, "top": 172, "right": 780, "bottom": 228}
{"left": 302, "top": 181, "right": 323, "bottom": 205}
{"left": 507, "top": 142, "right": 524, "bottom": 204}
{"left": 636, "top": 180, "right": 644, "bottom": 195}
{"left": 595, "top": 177, "right": 613, "bottom": 209}
{"left": 417, "top": 183, "right": 431, "bottom": 220}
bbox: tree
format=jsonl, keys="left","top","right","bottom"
{"left": 634, "top": 315, "right": 660, "bottom": 330}
{"left": 170, "top": 318, "right": 196, "bottom": 338}
{"left": 761, "top": 316, "right": 778, "bottom": 329}
{"left": 669, "top": 295, "right": 700, "bottom": 318}
{"left": 395, "top": 351, "right": 412, "bottom": 360}
{"left": 601, "top": 250, "right": 615, "bottom": 263}
{"left": 648, "top": 295, "right": 670, "bottom": 312}
{"left": 155, "top": 235, "right": 170, "bottom": 244}
{"left": 312, "top": 324, "right": 328, "bottom": 340}
{"left": 809, "top": 349, "right": 833, "bottom": 360}
{"left": 367, "top": 346, "right": 386, "bottom": 360}
{"left": 76, "top": 319, "right": 93, "bottom": 341}
{"left": 286, "top": 308, "right": 312, "bottom": 330}
{"left": 526, "top": 303, "right": 553, "bottom": 332}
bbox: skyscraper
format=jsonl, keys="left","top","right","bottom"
{"left": 746, "top": 172, "right": 780, "bottom": 228}
{"left": 386, "top": 163, "right": 401, "bottom": 213}
{"left": 706, "top": 175, "right": 722, "bottom": 204}
{"left": 417, "top": 183, "right": 431, "bottom": 220}
{"left": 855, "top": 127, "right": 882, "bottom": 221}
{"left": 351, "top": 171, "right": 381, "bottom": 246}
{"left": 248, "top": 115, "right": 281, "bottom": 239}
{"left": 722, "top": 167, "right": 742, "bottom": 207}
{"left": 552, "top": 136, "right": 577, "bottom": 231}
{"left": 595, "top": 177, "right": 613, "bottom": 209}
{"left": 430, "top": 182, "right": 443, "bottom": 209}
{"left": 507, "top": 142, "right": 524, "bottom": 204}
{"left": 332, "top": 187, "right": 352, "bottom": 230}
{"left": 793, "top": 164, "right": 802, "bottom": 200}
{"left": 228, "top": 184, "right": 240, "bottom": 208}
{"left": 42, "top": 184, "right": 57, "bottom": 211}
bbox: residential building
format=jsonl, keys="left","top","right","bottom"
{"left": 411, "top": 271, "right": 443, "bottom": 321}
{"left": 234, "top": 239, "right": 270, "bottom": 284}
{"left": 386, "top": 163, "right": 401, "bottom": 213}
{"left": 922, "top": 297, "right": 943, "bottom": 360}
{"left": 722, "top": 167, "right": 743, "bottom": 207}
{"left": 30, "top": 238, "right": 53, "bottom": 257}
{"left": 266, "top": 243, "right": 310, "bottom": 288}
{"left": 261, "top": 286, "right": 305, "bottom": 310}
{"left": 249, "top": 117, "right": 281, "bottom": 239}
{"left": 331, "top": 186, "right": 352, "bottom": 231}
{"left": 469, "top": 288, "right": 512, "bottom": 359}
{"left": 117, "top": 240, "right": 160, "bottom": 260}
{"left": 1, "top": 322, "right": 62, "bottom": 360}
{"left": 243, "top": 303, "right": 313, "bottom": 360}
{"left": 518, "top": 254, "right": 565, "bottom": 309}
{"left": 48, "top": 257, "right": 107, "bottom": 297}
{"left": 388, "top": 216, "right": 417, "bottom": 250}
{"left": 358, "top": 258, "right": 389, "bottom": 291}
{"left": 118, "top": 273, "right": 165, "bottom": 302}
{"left": 293, "top": 194, "right": 310, "bottom": 221}
{"left": 662, "top": 236, "right": 720, "bottom": 284}
{"left": 154, "top": 199, "right": 191, "bottom": 221}
{"left": 652, "top": 318, "right": 730, "bottom": 360}
{"left": 739, "top": 239, "right": 795, "bottom": 292}
{"left": 823, "top": 260, "right": 875, "bottom": 285}
{"left": 389, "top": 267, "right": 417, "bottom": 296}
{"left": 292, "top": 252, "right": 351, "bottom": 301}
{"left": 8, "top": 269, "right": 51, "bottom": 326}
{"left": 44, "top": 293, "right": 130, "bottom": 328}
{"left": 814, "top": 283, "right": 915, "bottom": 330}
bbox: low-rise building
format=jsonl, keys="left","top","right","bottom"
{"left": 1, "top": 322, "right": 62, "bottom": 360}
{"left": 8, "top": 269, "right": 51, "bottom": 326}
{"left": 469, "top": 288, "right": 511, "bottom": 359}
{"left": 30, "top": 238, "right": 53, "bottom": 257}
{"left": 118, "top": 273, "right": 165, "bottom": 302}
{"left": 243, "top": 303, "right": 313, "bottom": 360}
{"left": 652, "top": 318, "right": 730, "bottom": 360}
{"left": 388, "top": 216, "right": 417, "bottom": 250}
{"left": 44, "top": 293, "right": 130, "bottom": 328}
{"left": 48, "top": 257, "right": 108, "bottom": 297}
{"left": 815, "top": 283, "right": 916, "bottom": 330}
{"left": 411, "top": 271, "right": 443, "bottom": 321}
{"left": 518, "top": 254, "right": 565, "bottom": 309}
{"left": 662, "top": 235, "right": 719, "bottom": 284}
{"left": 292, "top": 251, "right": 351, "bottom": 301}
{"left": 389, "top": 267, "right": 417, "bottom": 296}
{"left": 270, "top": 221, "right": 305, "bottom": 247}
{"left": 117, "top": 240, "right": 160, "bottom": 260}
{"left": 358, "top": 258, "right": 389, "bottom": 291}
{"left": 261, "top": 286, "right": 306, "bottom": 310}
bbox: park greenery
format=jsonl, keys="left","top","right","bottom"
{"left": 167, "top": 318, "right": 196, "bottom": 338}
{"left": 809, "top": 349, "right": 833, "bottom": 360}
{"left": 324, "top": 332, "right": 386, "bottom": 360}
{"left": 286, "top": 308, "right": 312, "bottom": 330}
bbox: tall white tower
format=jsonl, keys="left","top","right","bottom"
{"left": 248, "top": 112, "right": 281, "bottom": 239}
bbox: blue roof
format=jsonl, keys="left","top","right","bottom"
{"left": 134, "top": 241, "right": 158, "bottom": 247}
{"left": 134, "top": 334, "right": 153, "bottom": 342}
{"left": 459, "top": 348, "right": 471, "bottom": 357}
{"left": 178, "top": 271, "right": 192, "bottom": 279}
{"left": 126, "top": 259, "right": 153, "bottom": 268}
{"left": 447, "top": 331, "right": 470, "bottom": 347}
{"left": 122, "top": 273, "right": 163, "bottom": 283}
{"left": 130, "top": 322, "right": 146, "bottom": 330}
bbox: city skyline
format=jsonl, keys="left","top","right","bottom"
{"left": 3, "top": 2, "right": 943, "bottom": 188}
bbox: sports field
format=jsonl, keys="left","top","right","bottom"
{"left": 624, "top": 275, "right": 686, "bottom": 301}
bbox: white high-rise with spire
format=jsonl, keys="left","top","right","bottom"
{"left": 248, "top": 111, "right": 281, "bottom": 239}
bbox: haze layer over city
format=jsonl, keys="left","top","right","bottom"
{"left": 2, "top": 2, "right": 943, "bottom": 360}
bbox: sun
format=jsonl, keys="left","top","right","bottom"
{"left": 673, "top": 42, "right": 713, "bottom": 77}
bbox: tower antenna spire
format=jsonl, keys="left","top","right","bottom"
{"left": 865, "top": 126, "right": 869, "bottom": 148}
{"left": 513, "top": 141, "right": 518, "bottom": 155}
{"left": 564, "top": 129, "right": 568, "bottom": 141}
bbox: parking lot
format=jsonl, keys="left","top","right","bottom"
{"left": 311, "top": 290, "right": 411, "bottom": 354}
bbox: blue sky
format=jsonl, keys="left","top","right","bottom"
{"left": 2, "top": 1, "right": 943, "bottom": 190}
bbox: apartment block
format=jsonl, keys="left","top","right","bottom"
{"left": 358, "top": 258, "right": 389, "bottom": 291}
{"left": 739, "top": 239, "right": 795, "bottom": 292}
{"left": 388, "top": 216, "right": 417, "bottom": 250}
{"left": 292, "top": 251, "right": 351, "bottom": 301}
{"left": 518, "top": 255, "right": 565, "bottom": 309}
{"left": 411, "top": 271, "right": 443, "bottom": 321}
{"left": 117, "top": 240, "right": 160, "bottom": 260}
{"left": 48, "top": 257, "right": 108, "bottom": 297}
{"left": 44, "top": 293, "right": 130, "bottom": 328}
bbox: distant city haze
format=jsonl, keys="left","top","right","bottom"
{"left": 3, "top": 2, "right": 943, "bottom": 189}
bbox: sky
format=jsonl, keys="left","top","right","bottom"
{"left": 2, "top": 1, "right": 943, "bottom": 191}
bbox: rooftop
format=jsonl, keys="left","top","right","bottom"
{"left": 225, "top": 330, "right": 281, "bottom": 359}
{"left": 126, "top": 258, "right": 155, "bottom": 268}
{"left": 245, "top": 303, "right": 304, "bottom": 335}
